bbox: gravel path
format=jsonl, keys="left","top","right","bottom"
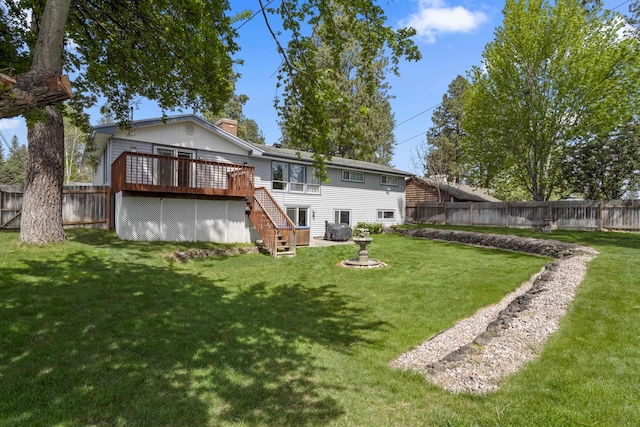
{"left": 390, "top": 229, "right": 598, "bottom": 394}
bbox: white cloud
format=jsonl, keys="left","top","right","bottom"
{"left": 0, "top": 118, "right": 23, "bottom": 132}
{"left": 401, "top": 0, "right": 488, "bottom": 44}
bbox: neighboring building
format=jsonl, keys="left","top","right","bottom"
{"left": 406, "top": 176, "right": 500, "bottom": 222}
{"left": 89, "top": 114, "right": 410, "bottom": 256}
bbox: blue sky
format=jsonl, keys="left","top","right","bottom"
{"left": 0, "top": 0, "right": 632, "bottom": 173}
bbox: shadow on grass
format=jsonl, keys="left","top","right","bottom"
{"left": 67, "top": 228, "right": 265, "bottom": 261}
{"left": 0, "top": 246, "right": 384, "bottom": 425}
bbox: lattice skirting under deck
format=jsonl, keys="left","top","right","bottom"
{"left": 115, "top": 192, "right": 256, "bottom": 242}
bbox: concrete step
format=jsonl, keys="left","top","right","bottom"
{"left": 275, "top": 250, "right": 295, "bottom": 258}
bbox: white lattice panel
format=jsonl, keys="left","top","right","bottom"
{"left": 162, "top": 198, "right": 196, "bottom": 242}
{"left": 195, "top": 200, "right": 227, "bottom": 242}
{"left": 119, "top": 195, "right": 163, "bottom": 241}
{"left": 225, "top": 200, "right": 251, "bottom": 242}
{"left": 116, "top": 194, "right": 252, "bottom": 243}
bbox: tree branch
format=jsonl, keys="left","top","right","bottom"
{"left": 0, "top": 71, "right": 72, "bottom": 118}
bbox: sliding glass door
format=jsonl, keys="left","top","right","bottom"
{"left": 154, "top": 147, "right": 195, "bottom": 187}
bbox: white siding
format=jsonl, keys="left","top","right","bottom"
{"left": 112, "top": 121, "right": 250, "bottom": 155}
{"left": 261, "top": 163, "right": 405, "bottom": 238}
{"left": 246, "top": 156, "right": 274, "bottom": 189}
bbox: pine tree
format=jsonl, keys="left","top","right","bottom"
{"left": 3, "top": 136, "right": 28, "bottom": 185}
{"left": 414, "top": 75, "right": 468, "bottom": 182}
{"left": 203, "top": 94, "right": 266, "bottom": 145}
{"left": 278, "top": 16, "right": 397, "bottom": 166}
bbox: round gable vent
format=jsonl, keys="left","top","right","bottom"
{"left": 184, "top": 123, "right": 196, "bottom": 135}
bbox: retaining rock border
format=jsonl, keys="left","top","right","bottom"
{"left": 390, "top": 228, "right": 598, "bottom": 394}
{"left": 165, "top": 246, "right": 260, "bottom": 262}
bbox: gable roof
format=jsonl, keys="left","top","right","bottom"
{"left": 410, "top": 176, "right": 501, "bottom": 202}
{"left": 255, "top": 143, "right": 412, "bottom": 177}
{"left": 89, "top": 113, "right": 412, "bottom": 176}
{"left": 89, "top": 114, "right": 261, "bottom": 159}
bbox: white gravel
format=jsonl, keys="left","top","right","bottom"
{"left": 390, "top": 249, "right": 597, "bottom": 394}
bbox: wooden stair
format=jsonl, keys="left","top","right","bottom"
{"left": 275, "top": 234, "right": 295, "bottom": 257}
{"left": 248, "top": 188, "right": 297, "bottom": 258}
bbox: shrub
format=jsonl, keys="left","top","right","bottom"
{"left": 354, "top": 222, "right": 385, "bottom": 234}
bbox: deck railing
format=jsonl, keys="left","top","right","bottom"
{"left": 250, "top": 187, "right": 297, "bottom": 257}
{"left": 111, "top": 151, "right": 255, "bottom": 197}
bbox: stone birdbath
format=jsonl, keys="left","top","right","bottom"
{"left": 343, "top": 228, "right": 383, "bottom": 268}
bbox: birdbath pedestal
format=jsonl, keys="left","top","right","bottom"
{"left": 343, "top": 228, "right": 382, "bottom": 267}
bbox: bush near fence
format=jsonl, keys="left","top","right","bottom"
{"left": 0, "top": 185, "right": 111, "bottom": 230}
{"left": 408, "top": 200, "right": 640, "bottom": 231}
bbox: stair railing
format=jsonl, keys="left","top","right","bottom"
{"left": 250, "top": 187, "right": 296, "bottom": 257}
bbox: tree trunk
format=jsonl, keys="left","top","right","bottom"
{"left": 20, "top": 105, "right": 66, "bottom": 244}
{"left": 16, "top": 0, "right": 72, "bottom": 243}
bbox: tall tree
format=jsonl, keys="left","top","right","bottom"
{"left": 565, "top": 121, "right": 640, "bottom": 199}
{"left": 412, "top": 75, "right": 468, "bottom": 182}
{"left": 277, "top": 12, "right": 404, "bottom": 167}
{"left": 238, "top": 119, "right": 266, "bottom": 145}
{"left": 0, "top": 140, "right": 5, "bottom": 183}
{"left": 463, "top": 0, "right": 640, "bottom": 201}
{"left": 203, "top": 94, "right": 266, "bottom": 144}
{"left": 63, "top": 118, "right": 90, "bottom": 184}
{"left": 2, "top": 136, "right": 28, "bottom": 184}
{"left": 1, "top": 1, "right": 417, "bottom": 243}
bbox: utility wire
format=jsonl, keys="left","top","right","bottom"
{"left": 396, "top": 130, "right": 429, "bottom": 146}
{"left": 234, "top": 0, "right": 277, "bottom": 31}
{"left": 394, "top": 102, "right": 441, "bottom": 129}
{"left": 393, "top": 0, "right": 634, "bottom": 145}
{"left": 0, "top": 129, "right": 11, "bottom": 151}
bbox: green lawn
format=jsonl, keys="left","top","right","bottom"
{"left": 0, "top": 226, "right": 638, "bottom": 426}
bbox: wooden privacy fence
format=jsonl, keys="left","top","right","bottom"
{"left": 0, "top": 185, "right": 110, "bottom": 230}
{"left": 408, "top": 200, "right": 640, "bottom": 231}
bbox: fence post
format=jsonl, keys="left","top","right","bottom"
{"left": 506, "top": 202, "right": 511, "bottom": 228}
{"left": 470, "top": 202, "right": 474, "bottom": 226}
{"left": 106, "top": 186, "right": 112, "bottom": 230}
{"left": 444, "top": 202, "right": 448, "bottom": 225}
{"left": 599, "top": 201, "right": 604, "bottom": 231}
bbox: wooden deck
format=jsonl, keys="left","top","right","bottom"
{"left": 111, "top": 152, "right": 255, "bottom": 198}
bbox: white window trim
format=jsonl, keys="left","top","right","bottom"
{"left": 153, "top": 146, "right": 195, "bottom": 187}
{"left": 380, "top": 175, "right": 399, "bottom": 186}
{"left": 377, "top": 210, "right": 395, "bottom": 220}
{"left": 271, "top": 161, "right": 288, "bottom": 191}
{"left": 286, "top": 206, "right": 311, "bottom": 228}
{"left": 334, "top": 209, "right": 352, "bottom": 225}
{"left": 271, "top": 161, "right": 322, "bottom": 194}
{"left": 342, "top": 170, "right": 365, "bottom": 183}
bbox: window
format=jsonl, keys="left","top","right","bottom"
{"left": 272, "top": 161, "right": 288, "bottom": 190}
{"left": 307, "top": 167, "right": 321, "bottom": 193}
{"left": 334, "top": 209, "right": 351, "bottom": 225}
{"left": 342, "top": 170, "right": 364, "bottom": 182}
{"left": 289, "top": 164, "right": 305, "bottom": 192}
{"left": 286, "top": 207, "right": 309, "bottom": 227}
{"left": 271, "top": 161, "right": 320, "bottom": 193}
{"left": 380, "top": 175, "right": 399, "bottom": 186}
{"left": 377, "top": 210, "right": 395, "bottom": 220}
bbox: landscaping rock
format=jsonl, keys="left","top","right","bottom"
{"left": 390, "top": 228, "right": 598, "bottom": 394}
{"left": 165, "top": 246, "right": 260, "bottom": 262}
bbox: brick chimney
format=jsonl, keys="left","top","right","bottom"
{"left": 215, "top": 118, "right": 238, "bottom": 136}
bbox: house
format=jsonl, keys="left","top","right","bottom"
{"left": 90, "top": 114, "right": 411, "bottom": 256}
{"left": 406, "top": 176, "right": 500, "bottom": 222}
